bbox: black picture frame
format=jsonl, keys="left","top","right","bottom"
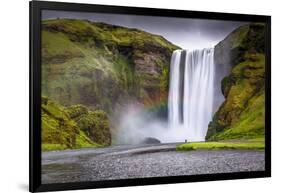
{"left": 30, "top": 1, "right": 271, "bottom": 192}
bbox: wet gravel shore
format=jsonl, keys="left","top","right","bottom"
{"left": 42, "top": 143, "right": 265, "bottom": 184}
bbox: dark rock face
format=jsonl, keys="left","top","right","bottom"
{"left": 214, "top": 23, "right": 265, "bottom": 69}
{"left": 207, "top": 23, "right": 266, "bottom": 140}
{"left": 141, "top": 137, "right": 161, "bottom": 144}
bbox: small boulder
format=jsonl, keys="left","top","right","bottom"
{"left": 141, "top": 137, "right": 161, "bottom": 144}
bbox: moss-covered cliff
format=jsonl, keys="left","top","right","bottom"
{"left": 41, "top": 19, "right": 179, "bottom": 113}
{"left": 41, "top": 19, "right": 179, "bottom": 150}
{"left": 206, "top": 23, "right": 265, "bottom": 140}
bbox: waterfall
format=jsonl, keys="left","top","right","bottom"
{"left": 168, "top": 48, "right": 215, "bottom": 142}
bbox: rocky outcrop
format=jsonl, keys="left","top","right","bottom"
{"left": 42, "top": 97, "right": 111, "bottom": 151}
{"left": 66, "top": 105, "right": 111, "bottom": 146}
{"left": 207, "top": 23, "right": 266, "bottom": 140}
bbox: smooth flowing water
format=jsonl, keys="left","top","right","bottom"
{"left": 168, "top": 48, "right": 215, "bottom": 142}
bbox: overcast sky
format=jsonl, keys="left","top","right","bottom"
{"left": 42, "top": 10, "right": 248, "bottom": 50}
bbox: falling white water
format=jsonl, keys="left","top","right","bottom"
{"left": 168, "top": 48, "right": 215, "bottom": 142}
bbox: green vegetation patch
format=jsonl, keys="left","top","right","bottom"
{"left": 177, "top": 140, "right": 264, "bottom": 151}
{"left": 42, "top": 144, "right": 67, "bottom": 151}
